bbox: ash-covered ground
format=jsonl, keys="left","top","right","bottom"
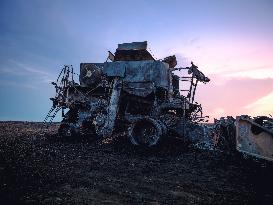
{"left": 0, "top": 122, "right": 272, "bottom": 204}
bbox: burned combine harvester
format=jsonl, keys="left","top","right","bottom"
{"left": 45, "top": 41, "right": 210, "bottom": 146}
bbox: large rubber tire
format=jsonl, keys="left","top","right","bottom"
{"left": 128, "top": 118, "right": 165, "bottom": 147}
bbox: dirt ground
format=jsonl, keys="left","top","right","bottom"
{"left": 0, "top": 122, "right": 272, "bottom": 205}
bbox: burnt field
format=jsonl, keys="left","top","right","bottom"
{"left": 0, "top": 122, "right": 272, "bottom": 204}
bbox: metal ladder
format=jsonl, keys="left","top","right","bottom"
{"left": 43, "top": 106, "right": 61, "bottom": 128}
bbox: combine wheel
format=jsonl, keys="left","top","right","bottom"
{"left": 128, "top": 118, "right": 165, "bottom": 146}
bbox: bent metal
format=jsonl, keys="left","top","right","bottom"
{"left": 44, "top": 41, "right": 210, "bottom": 146}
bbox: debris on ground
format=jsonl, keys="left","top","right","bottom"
{"left": 0, "top": 122, "right": 272, "bottom": 204}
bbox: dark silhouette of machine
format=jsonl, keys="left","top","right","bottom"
{"left": 45, "top": 41, "right": 210, "bottom": 146}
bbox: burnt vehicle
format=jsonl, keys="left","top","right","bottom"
{"left": 45, "top": 41, "right": 210, "bottom": 146}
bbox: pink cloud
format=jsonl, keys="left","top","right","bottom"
{"left": 194, "top": 75, "right": 273, "bottom": 120}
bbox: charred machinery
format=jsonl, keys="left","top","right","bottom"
{"left": 45, "top": 41, "right": 210, "bottom": 146}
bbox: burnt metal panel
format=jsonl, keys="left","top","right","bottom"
{"left": 123, "top": 60, "right": 170, "bottom": 89}
{"left": 163, "top": 55, "right": 177, "bottom": 68}
{"left": 80, "top": 63, "right": 104, "bottom": 87}
{"left": 103, "top": 61, "right": 126, "bottom": 77}
{"left": 101, "top": 78, "right": 122, "bottom": 138}
{"left": 123, "top": 82, "right": 155, "bottom": 97}
{"left": 114, "top": 49, "right": 154, "bottom": 61}
{"left": 117, "top": 41, "right": 147, "bottom": 50}
{"left": 102, "top": 60, "right": 170, "bottom": 90}
{"left": 236, "top": 116, "right": 273, "bottom": 162}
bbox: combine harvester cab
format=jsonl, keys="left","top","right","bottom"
{"left": 45, "top": 41, "right": 210, "bottom": 146}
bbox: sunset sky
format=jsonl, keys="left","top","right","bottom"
{"left": 0, "top": 0, "right": 272, "bottom": 121}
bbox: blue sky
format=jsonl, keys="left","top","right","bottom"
{"left": 0, "top": 0, "right": 272, "bottom": 121}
